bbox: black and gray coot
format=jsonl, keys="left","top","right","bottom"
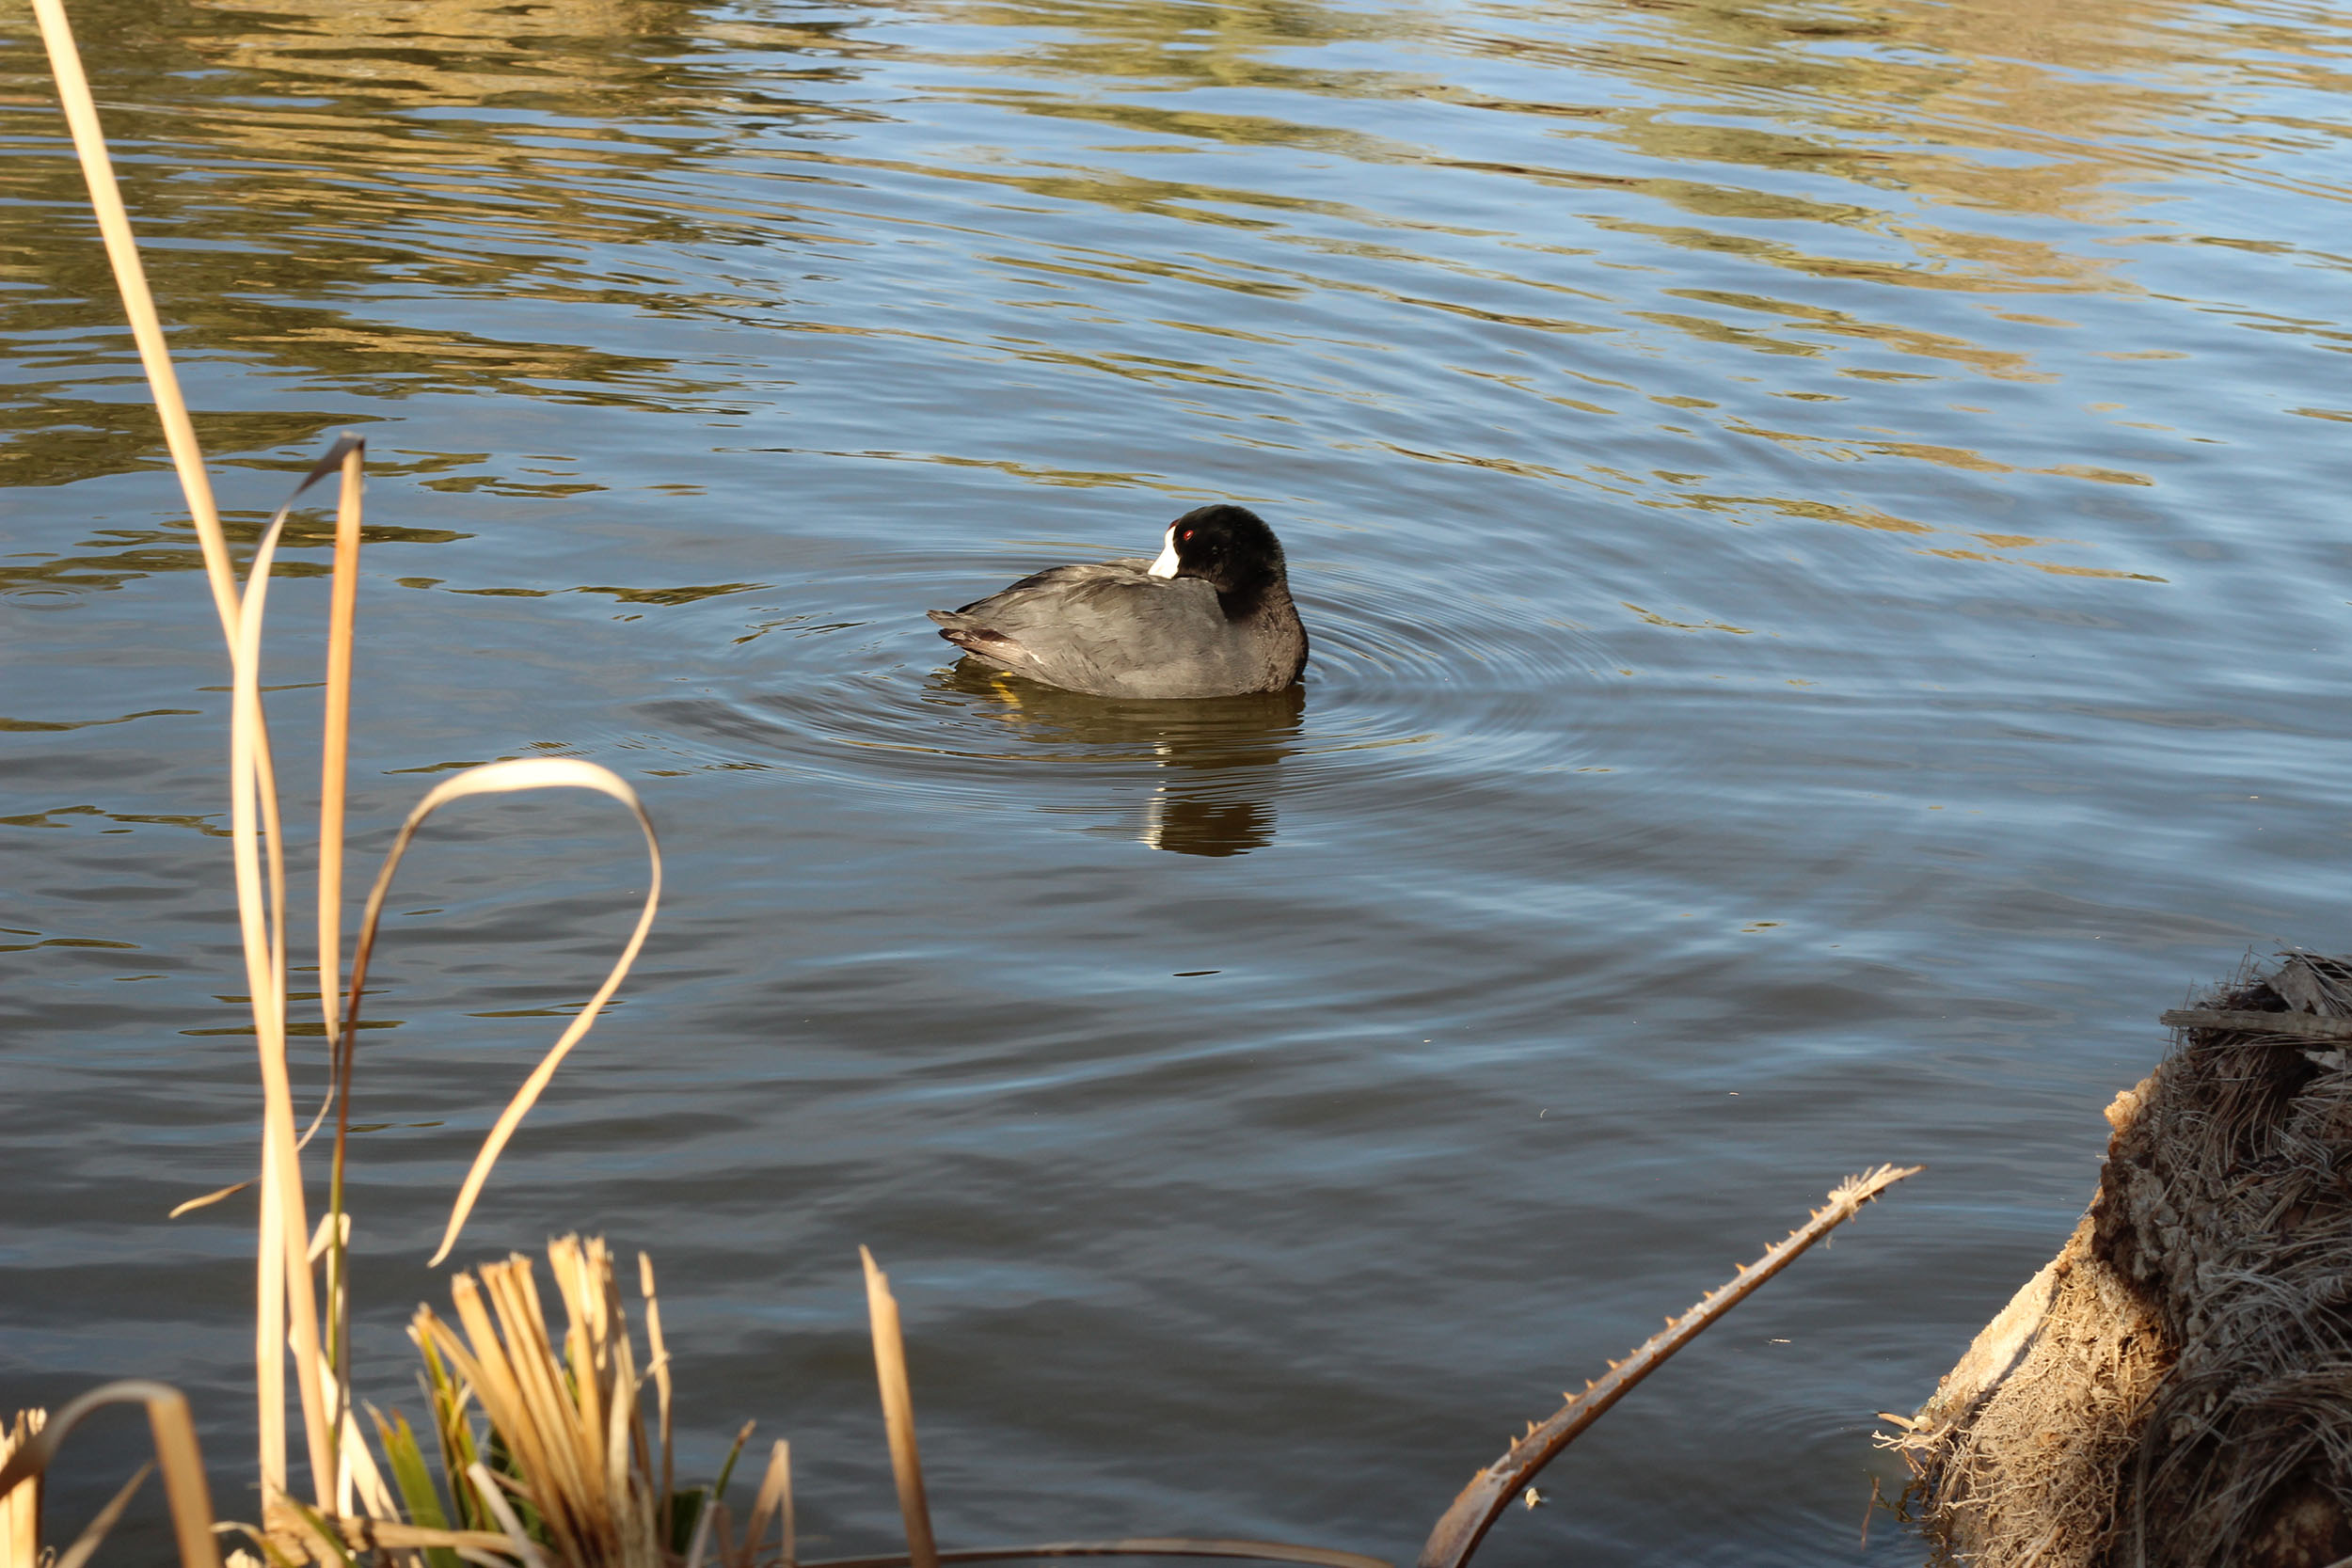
{"left": 927, "top": 504, "right": 1309, "bottom": 699}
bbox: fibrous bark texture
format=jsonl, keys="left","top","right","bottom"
{"left": 1890, "top": 954, "right": 2352, "bottom": 1568}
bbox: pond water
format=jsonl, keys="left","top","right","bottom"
{"left": 4, "top": 0, "right": 2350, "bottom": 1560}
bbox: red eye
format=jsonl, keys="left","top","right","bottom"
{"left": 1180, "top": 529, "right": 1194, "bottom": 541}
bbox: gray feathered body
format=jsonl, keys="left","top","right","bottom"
{"left": 929, "top": 558, "right": 1307, "bottom": 699}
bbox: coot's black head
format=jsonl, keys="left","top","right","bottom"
{"left": 1147, "top": 504, "right": 1286, "bottom": 602}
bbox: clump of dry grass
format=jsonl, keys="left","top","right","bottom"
{"left": 282, "top": 1236, "right": 794, "bottom": 1568}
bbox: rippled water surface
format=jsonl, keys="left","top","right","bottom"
{"left": 6, "top": 0, "right": 2351, "bottom": 1559}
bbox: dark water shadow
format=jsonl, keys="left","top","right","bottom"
{"left": 932, "top": 659, "right": 1304, "bottom": 856}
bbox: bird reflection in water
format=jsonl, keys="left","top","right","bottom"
{"left": 932, "top": 660, "right": 1304, "bottom": 857}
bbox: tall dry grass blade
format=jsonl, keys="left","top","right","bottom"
{"left": 744, "top": 1442, "right": 792, "bottom": 1568}
{"left": 861, "top": 1249, "right": 939, "bottom": 1568}
{"left": 25, "top": 0, "right": 234, "bottom": 638}
{"left": 255, "top": 1128, "right": 289, "bottom": 1500}
{"left": 319, "top": 437, "right": 364, "bottom": 1051}
{"left": 234, "top": 445, "right": 369, "bottom": 1507}
{"left": 313, "top": 1355, "right": 397, "bottom": 1523}
{"left": 253, "top": 716, "right": 291, "bottom": 1127}
{"left": 2, "top": 1410, "right": 44, "bottom": 1568}
{"left": 319, "top": 438, "right": 366, "bottom": 1481}
{"left": 27, "top": 1, "right": 358, "bottom": 1498}
{"left": 1417, "top": 1164, "right": 1922, "bottom": 1568}
{"left": 52, "top": 1461, "right": 151, "bottom": 1568}
{"left": 30, "top": 0, "right": 342, "bottom": 1501}
{"left": 641, "top": 1253, "right": 674, "bottom": 1546}
{"left": 0, "top": 1381, "right": 225, "bottom": 1568}
{"left": 37, "top": 0, "right": 376, "bottom": 1495}
{"left": 337, "top": 757, "right": 661, "bottom": 1266}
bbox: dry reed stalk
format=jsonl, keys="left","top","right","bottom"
{"left": 745, "top": 1443, "right": 793, "bottom": 1568}
{"left": 862, "top": 1249, "right": 939, "bottom": 1568}
{"left": 1418, "top": 1164, "right": 1922, "bottom": 1568}
{"left": 469, "top": 1460, "right": 557, "bottom": 1568}
{"left": 319, "top": 437, "right": 364, "bottom": 1053}
{"left": 642, "top": 1252, "right": 677, "bottom": 1546}
{"left": 24, "top": 0, "right": 336, "bottom": 1508}
{"left": 24, "top": 0, "right": 233, "bottom": 634}
{"left": 2, "top": 1411, "right": 42, "bottom": 1568}
{"left": 321, "top": 438, "right": 365, "bottom": 1485}
{"left": 310, "top": 1348, "right": 398, "bottom": 1523}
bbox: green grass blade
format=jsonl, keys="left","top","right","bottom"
{"left": 371, "top": 1408, "right": 461, "bottom": 1568}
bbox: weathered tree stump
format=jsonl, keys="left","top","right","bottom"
{"left": 1888, "top": 953, "right": 2352, "bottom": 1568}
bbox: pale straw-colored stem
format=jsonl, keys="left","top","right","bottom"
{"left": 467, "top": 1462, "right": 552, "bottom": 1568}
{"left": 319, "top": 441, "right": 363, "bottom": 1051}
{"left": 643, "top": 1253, "right": 675, "bottom": 1545}
{"left": 22, "top": 0, "right": 338, "bottom": 1507}
{"left": 1, "top": 1410, "right": 46, "bottom": 1568}
{"left": 747, "top": 1440, "right": 794, "bottom": 1567}
{"left": 24, "top": 0, "right": 233, "bottom": 641}
{"left": 862, "top": 1248, "right": 939, "bottom": 1568}
{"left": 233, "top": 505, "right": 333, "bottom": 1506}
{"left": 253, "top": 1130, "right": 287, "bottom": 1498}
{"left": 321, "top": 445, "right": 362, "bottom": 1484}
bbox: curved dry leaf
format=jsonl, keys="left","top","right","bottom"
{"left": 341, "top": 758, "right": 661, "bottom": 1267}
{"left": 167, "top": 1179, "right": 256, "bottom": 1220}
{"left": 0, "top": 1380, "right": 222, "bottom": 1568}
